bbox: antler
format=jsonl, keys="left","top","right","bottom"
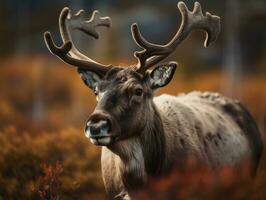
{"left": 131, "top": 1, "right": 221, "bottom": 74}
{"left": 44, "top": 7, "right": 112, "bottom": 77}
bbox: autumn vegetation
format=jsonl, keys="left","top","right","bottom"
{"left": 0, "top": 56, "right": 265, "bottom": 199}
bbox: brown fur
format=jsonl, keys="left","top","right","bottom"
{"left": 89, "top": 70, "right": 263, "bottom": 199}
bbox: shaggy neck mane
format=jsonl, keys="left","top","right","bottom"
{"left": 108, "top": 101, "right": 166, "bottom": 187}
{"left": 139, "top": 102, "right": 166, "bottom": 175}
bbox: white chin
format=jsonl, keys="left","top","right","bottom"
{"left": 90, "top": 137, "right": 111, "bottom": 146}
{"left": 89, "top": 138, "right": 98, "bottom": 145}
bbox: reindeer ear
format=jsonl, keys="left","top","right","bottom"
{"left": 147, "top": 62, "right": 177, "bottom": 89}
{"left": 78, "top": 69, "right": 102, "bottom": 91}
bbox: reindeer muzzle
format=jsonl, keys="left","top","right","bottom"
{"left": 85, "top": 112, "right": 114, "bottom": 146}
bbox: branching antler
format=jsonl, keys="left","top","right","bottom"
{"left": 131, "top": 1, "right": 221, "bottom": 74}
{"left": 44, "top": 2, "right": 221, "bottom": 77}
{"left": 44, "top": 7, "right": 112, "bottom": 77}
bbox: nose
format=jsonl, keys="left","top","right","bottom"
{"left": 87, "top": 120, "right": 110, "bottom": 136}
{"left": 85, "top": 112, "right": 112, "bottom": 138}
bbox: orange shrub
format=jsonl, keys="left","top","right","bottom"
{"left": 0, "top": 126, "right": 104, "bottom": 200}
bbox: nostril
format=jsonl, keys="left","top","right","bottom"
{"left": 89, "top": 125, "right": 100, "bottom": 136}
{"left": 101, "top": 120, "right": 111, "bottom": 132}
{"left": 86, "top": 120, "right": 111, "bottom": 137}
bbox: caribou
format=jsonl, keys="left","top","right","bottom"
{"left": 44, "top": 2, "right": 263, "bottom": 199}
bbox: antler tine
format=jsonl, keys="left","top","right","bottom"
{"left": 132, "top": 1, "right": 221, "bottom": 74}
{"left": 58, "top": 7, "right": 87, "bottom": 60}
{"left": 44, "top": 32, "right": 111, "bottom": 75}
{"left": 44, "top": 7, "right": 112, "bottom": 76}
{"left": 69, "top": 9, "right": 112, "bottom": 39}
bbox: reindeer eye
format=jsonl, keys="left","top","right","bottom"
{"left": 117, "top": 76, "right": 127, "bottom": 83}
{"left": 134, "top": 88, "right": 143, "bottom": 96}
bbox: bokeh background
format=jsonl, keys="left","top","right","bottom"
{"left": 0, "top": 0, "right": 265, "bottom": 199}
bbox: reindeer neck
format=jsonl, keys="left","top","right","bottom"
{"left": 108, "top": 101, "right": 166, "bottom": 187}
{"left": 139, "top": 102, "right": 166, "bottom": 175}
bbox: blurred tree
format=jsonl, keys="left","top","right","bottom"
{"left": 223, "top": 0, "right": 242, "bottom": 98}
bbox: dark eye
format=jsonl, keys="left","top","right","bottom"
{"left": 134, "top": 88, "right": 143, "bottom": 96}
{"left": 117, "top": 76, "right": 127, "bottom": 83}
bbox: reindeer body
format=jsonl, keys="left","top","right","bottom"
{"left": 101, "top": 91, "right": 262, "bottom": 199}
{"left": 44, "top": 2, "right": 263, "bottom": 200}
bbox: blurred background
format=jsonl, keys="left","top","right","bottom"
{"left": 0, "top": 0, "right": 265, "bottom": 199}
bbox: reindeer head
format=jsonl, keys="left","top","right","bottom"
{"left": 44, "top": 2, "right": 220, "bottom": 146}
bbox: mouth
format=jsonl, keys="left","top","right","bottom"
{"left": 85, "top": 127, "right": 116, "bottom": 146}
{"left": 87, "top": 136, "right": 113, "bottom": 146}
